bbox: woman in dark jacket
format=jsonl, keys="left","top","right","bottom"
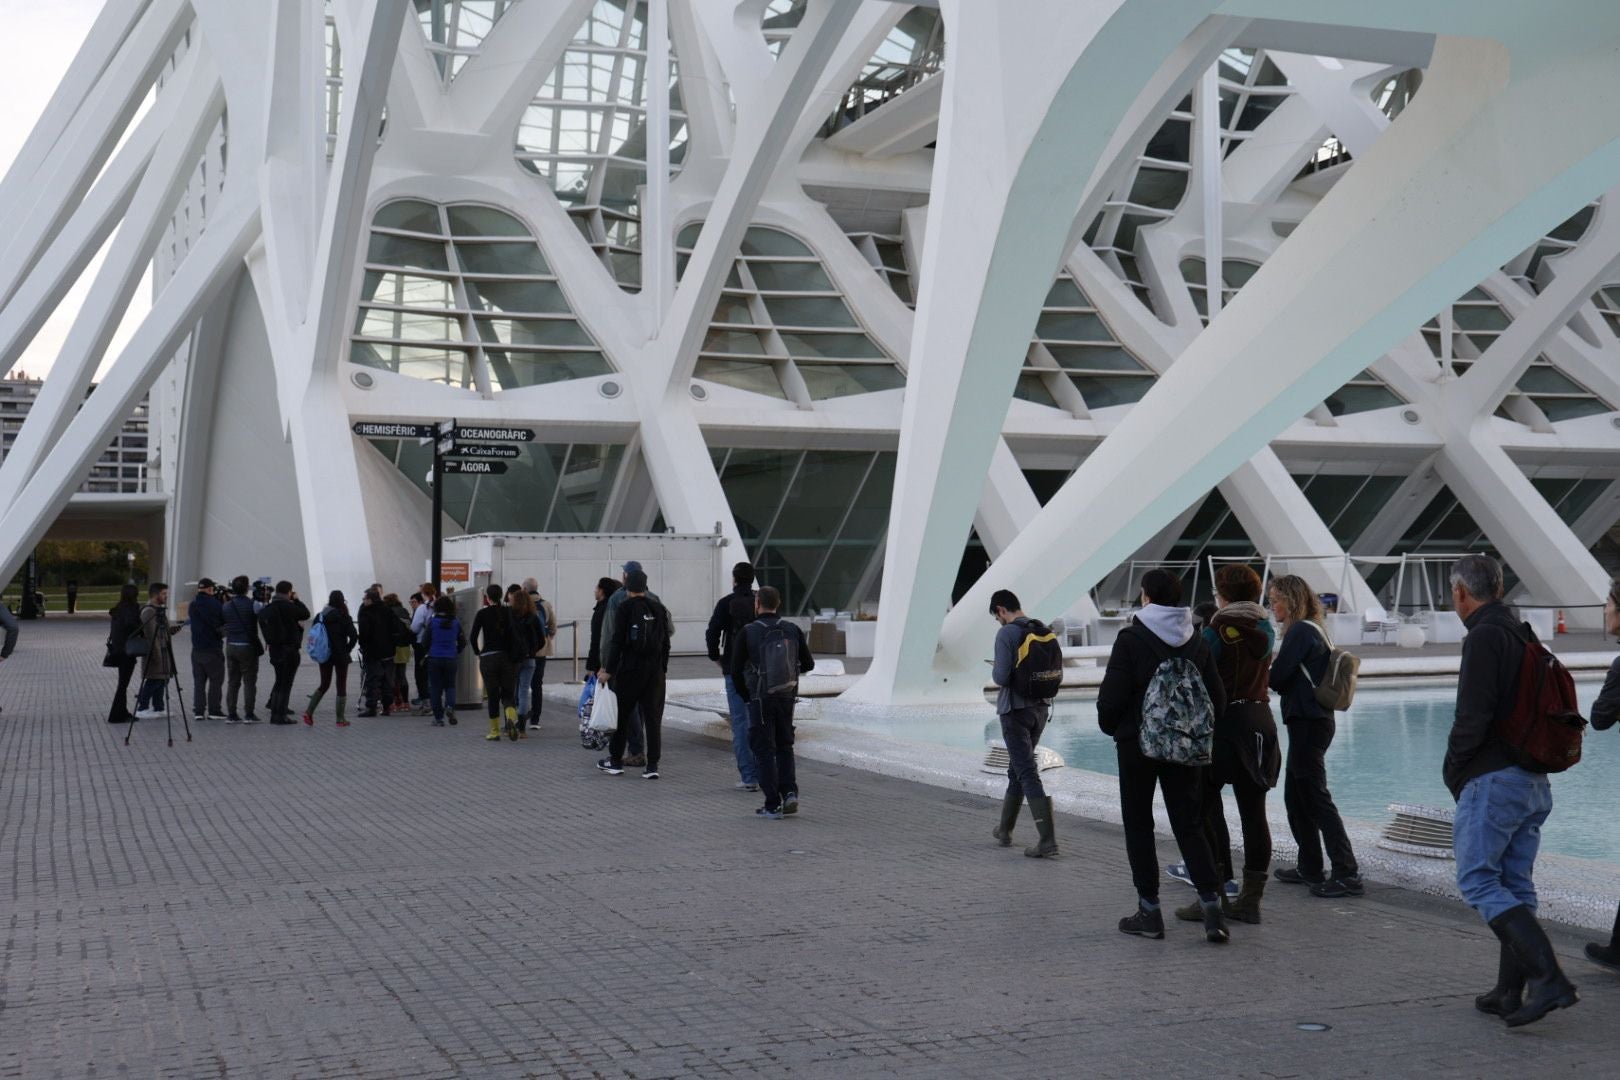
{"left": 1267, "top": 573, "right": 1361, "bottom": 899}
{"left": 303, "top": 591, "right": 359, "bottom": 726}
{"left": 586, "top": 577, "right": 619, "bottom": 674}
{"left": 1097, "top": 568, "right": 1229, "bottom": 944}
{"left": 1585, "top": 578, "right": 1620, "bottom": 971}
{"left": 1174, "top": 564, "right": 1279, "bottom": 925}
{"left": 106, "top": 585, "right": 143, "bottom": 724}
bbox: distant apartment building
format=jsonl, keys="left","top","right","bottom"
{"left": 0, "top": 373, "right": 150, "bottom": 495}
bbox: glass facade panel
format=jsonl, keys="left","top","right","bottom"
{"left": 798, "top": 363, "right": 906, "bottom": 399}
{"left": 373, "top": 199, "right": 443, "bottom": 233}
{"left": 446, "top": 205, "right": 529, "bottom": 237}
{"left": 367, "top": 233, "right": 449, "bottom": 271}
{"left": 777, "top": 332, "right": 886, "bottom": 361}
{"left": 455, "top": 242, "right": 550, "bottom": 276}
{"left": 1069, "top": 373, "right": 1153, "bottom": 409}
{"left": 694, "top": 358, "right": 787, "bottom": 397}
{"left": 464, "top": 278, "right": 571, "bottom": 314}
{"left": 349, "top": 342, "right": 475, "bottom": 387}
{"left": 363, "top": 271, "right": 457, "bottom": 308}
{"left": 745, "top": 261, "right": 836, "bottom": 292}
{"left": 761, "top": 296, "right": 857, "bottom": 328}
{"left": 484, "top": 350, "right": 611, "bottom": 389}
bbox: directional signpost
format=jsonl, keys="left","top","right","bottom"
{"left": 351, "top": 419, "right": 537, "bottom": 590}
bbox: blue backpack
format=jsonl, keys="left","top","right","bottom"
{"left": 306, "top": 614, "right": 332, "bottom": 664}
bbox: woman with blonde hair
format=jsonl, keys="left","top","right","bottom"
{"left": 1268, "top": 574, "right": 1361, "bottom": 899}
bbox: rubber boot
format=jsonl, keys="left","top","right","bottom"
{"left": 303, "top": 688, "right": 325, "bottom": 726}
{"left": 1489, "top": 905, "right": 1578, "bottom": 1027}
{"left": 505, "top": 705, "right": 520, "bottom": 741}
{"left": 1225, "top": 871, "right": 1268, "bottom": 925}
{"left": 335, "top": 697, "right": 349, "bottom": 727}
{"left": 991, "top": 789, "right": 1021, "bottom": 847}
{"left": 1475, "top": 941, "right": 1524, "bottom": 1017}
{"left": 1583, "top": 904, "right": 1620, "bottom": 973}
{"left": 486, "top": 715, "right": 502, "bottom": 741}
{"left": 1022, "top": 796, "right": 1059, "bottom": 858}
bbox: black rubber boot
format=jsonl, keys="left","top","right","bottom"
{"left": 1022, "top": 796, "right": 1058, "bottom": 858}
{"left": 1489, "top": 905, "right": 1578, "bottom": 1027}
{"left": 1226, "top": 870, "right": 1268, "bottom": 925}
{"left": 1583, "top": 904, "right": 1620, "bottom": 973}
{"left": 1475, "top": 941, "right": 1524, "bottom": 1017}
{"left": 991, "top": 789, "right": 1021, "bottom": 847}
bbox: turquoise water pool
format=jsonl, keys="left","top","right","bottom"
{"left": 1010, "top": 682, "right": 1619, "bottom": 863}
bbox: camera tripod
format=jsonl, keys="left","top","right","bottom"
{"left": 124, "top": 664, "right": 193, "bottom": 748}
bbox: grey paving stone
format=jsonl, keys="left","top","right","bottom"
{"left": 0, "top": 617, "right": 1614, "bottom": 1078}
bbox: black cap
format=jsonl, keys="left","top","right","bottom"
{"left": 198, "top": 577, "right": 216, "bottom": 589}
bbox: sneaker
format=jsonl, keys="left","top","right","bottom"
{"left": 642, "top": 768, "right": 660, "bottom": 780}
{"left": 209, "top": 713, "right": 231, "bottom": 722}
{"left": 1274, "top": 866, "right": 1325, "bottom": 886}
{"left": 134, "top": 707, "right": 166, "bottom": 720}
{"left": 244, "top": 714, "right": 262, "bottom": 724}
{"left": 431, "top": 719, "right": 446, "bottom": 727}
{"left": 301, "top": 712, "right": 314, "bottom": 727}
{"left": 782, "top": 792, "right": 799, "bottom": 816}
{"left": 1224, "top": 878, "right": 1240, "bottom": 899}
{"left": 735, "top": 781, "right": 760, "bottom": 792}
{"left": 226, "top": 714, "right": 242, "bottom": 724}
{"left": 596, "top": 758, "right": 623, "bottom": 775}
{"left": 1310, "top": 876, "right": 1365, "bottom": 899}
{"left": 447, "top": 716, "right": 457, "bottom": 726}
{"left": 755, "top": 806, "right": 784, "bottom": 820}
{"left": 1166, "top": 862, "right": 1193, "bottom": 886}
{"left": 1119, "top": 906, "right": 1165, "bottom": 939}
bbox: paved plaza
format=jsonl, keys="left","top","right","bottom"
{"left": 0, "top": 618, "right": 1616, "bottom": 1078}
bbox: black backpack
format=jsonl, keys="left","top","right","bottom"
{"left": 622, "top": 596, "right": 669, "bottom": 661}
{"left": 749, "top": 620, "right": 801, "bottom": 698}
{"left": 723, "top": 591, "right": 755, "bottom": 656}
{"left": 1011, "top": 619, "right": 1064, "bottom": 700}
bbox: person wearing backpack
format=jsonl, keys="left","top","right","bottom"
{"left": 1584, "top": 578, "right": 1620, "bottom": 974}
{"left": 470, "top": 583, "right": 523, "bottom": 742}
{"left": 105, "top": 585, "right": 142, "bottom": 724}
{"left": 420, "top": 595, "right": 466, "bottom": 727}
{"left": 1267, "top": 574, "right": 1362, "bottom": 899}
{"left": 732, "top": 585, "right": 814, "bottom": 818}
{"left": 987, "top": 589, "right": 1063, "bottom": 857}
{"left": 259, "top": 581, "right": 310, "bottom": 724}
{"left": 598, "top": 569, "right": 671, "bottom": 779}
{"left": 1445, "top": 555, "right": 1580, "bottom": 1027}
{"left": 303, "top": 590, "right": 358, "bottom": 727}
{"left": 1097, "top": 569, "right": 1229, "bottom": 944}
{"left": 707, "top": 561, "right": 760, "bottom": 793}
{"left": 601, "top": 561, "right": 664, "bottom": 765}
{"left": 1168, "top": 564, "right": 1280, "bottom": 925}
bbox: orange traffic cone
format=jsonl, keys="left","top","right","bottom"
{"left": 1556, "top": 609, "right": 1567, "bottom": 634}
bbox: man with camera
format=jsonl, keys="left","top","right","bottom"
{"left": 259, "top": 581, "right": 310, "bottom": 725}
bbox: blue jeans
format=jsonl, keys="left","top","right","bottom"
{"left": 1000, "top": 706, "right": 1048, "bottom": 801}
{"left": 515, "top": 659, "right": 536, "bottom": 718}
{"left": 723, "top": 673, "right": 758, "bottom": 784}
{"left": 1454, "top": 766, "right": 1552, "bottom": 923}
{"left": 426, "top": 657, "right": 458, "bottom": 721}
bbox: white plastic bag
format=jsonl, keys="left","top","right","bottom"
{"left": 588, "top": 683, "right": 620, "bottom": 732}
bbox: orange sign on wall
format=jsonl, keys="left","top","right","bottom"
{"left": 440, "top": 561, "right": 472, "bottom": 584}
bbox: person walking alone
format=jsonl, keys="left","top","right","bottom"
{"left": 188, "top": 578, "right": 227, "bottom": 720}
{"left": 598, "top": 569, "right": 671, "bottom": 779}
{"left": 1268, "top": 574, "right": 1362, "bottom": 899}
{"left": 470, "top": 583, "right": 522, "bottom": 742}
{"left": 1171, "top": 564, "right": 1279, "bottom": 925}
{"left": 733, "top": 586, "right": 814, "bottom": 818}
{"left": 304, "top": 591, "right": 358, "bottom": 726}
{"left": 134, "top": 583, "right": 180, "bottom": 719}
{"left": 1446, "top": 555, "right": 1579, "bottom": 1027}
{"left": 986, "top": 589, "right": 1059, "bottom": 857}
{"left": 1097, "top": 569, "right": 1229, "bottom": 944}
{"left": 420, "top": 595, "right": 465, "bottom": 726}
{"left": 105, "top": 584, "right": 142, "bottom": 724}
{"left": 707, "top": 561, "right": 760, "bottom": 793}
{"left": 221, "top": 576, "right": 264, "bottom": 723}
{"left": 1584, "top": 577, "right": 1620, "bottom": 974}
{"left": 259, "top": 581, "right": 310, "bottom": 725}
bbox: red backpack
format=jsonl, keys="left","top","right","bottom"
{"left": 1497, "top": 626, "right": 1586, "bottom": 773}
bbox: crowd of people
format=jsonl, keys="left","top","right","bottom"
{"left": 5, "top": 545, "right": 1620, "bottom": 1027}
{"left": 988, "top": 554, "right": 1620, "bottom": 1028}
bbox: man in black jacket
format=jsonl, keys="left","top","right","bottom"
{"left": 189, "top": 579, "right": 226, "bottom": 720}
{"left": 1446, "top": 554, "right": 1577, "bottom": 1027}
{"left": 221, "top": 576, "right": 263, "bottom": 723}
{"left": 259, "top": 581, "right": 310, "bottom": 724}
{"left": 732, "top": 586, "right": 814, "bottom": 818}
{"left": 357, "top": 587, "right": 398, "bottom": 716}
{"left": 706, "top": 561, "right": 759, "bottom": 792}
{"left": 598, "top": 570, "right": 671, "bottom": 779}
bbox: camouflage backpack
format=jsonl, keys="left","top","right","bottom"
{"left": 1138, "top": 635, "right": 1215, "bottom": 766}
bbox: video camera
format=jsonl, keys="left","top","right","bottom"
{"left": 252, "top": 577, "right": 274, "bottom": 605}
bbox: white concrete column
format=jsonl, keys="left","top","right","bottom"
{"left": 902, "top": 33, "right": 1620, "bottom": 702}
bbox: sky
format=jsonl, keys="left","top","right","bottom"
{"left": 0, "top": 0, "right": 153, "bottom": 382}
